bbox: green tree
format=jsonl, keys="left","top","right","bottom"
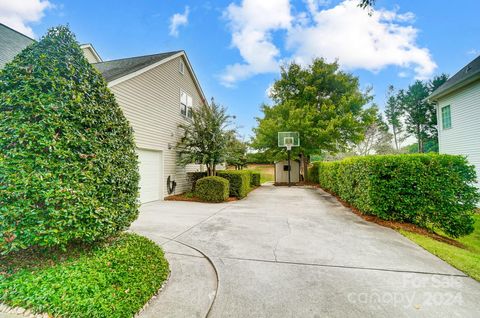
{"left": 0, "top": 26, "right": 139, "bottom": 253}
{"left": 399, "top": 74, "right": 448, "bottom": 153}
{"left": 354, "top": 112, "right": 393, "bottom": 155}
{"left": 225, "top": 134, "right": 248, "bottom": 170}
{"left": 252, "top": 59, "right": 376, "bottom": 178}
{"left": 177, "top": 99, "right": 235, "bottom": 176}
{"left": 358, "top": 0, "right": 375, "bottom": 8}
{"left": 384, "top": 85, "right": 407, "bottom": 151}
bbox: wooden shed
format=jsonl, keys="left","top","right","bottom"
{"left": 274, "top": 160, "right": 301, "bottom": 183}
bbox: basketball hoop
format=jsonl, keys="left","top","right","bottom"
{"left": 277, "top": 132, "right": 300, "bottom": 187}
{"left": 284, "top": 136, "right": 294, "bottom": 151}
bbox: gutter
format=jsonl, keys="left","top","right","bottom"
{"left": 427, "top": 71, "right": 480, "bottom": 102}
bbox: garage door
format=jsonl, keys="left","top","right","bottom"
{"left": 137, "top": 149, "right": 163, "bottom": 203}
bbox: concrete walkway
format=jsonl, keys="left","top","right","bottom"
{"left": 131, "top": 184, "right": 480, "bottom": 318}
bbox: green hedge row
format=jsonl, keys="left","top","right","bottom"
{"left": 314, "top": 154, "right": 479, "bottom": 237}
{"left": 195, "top": 176, "right": 229, "bottom": 202}
{"left": 307, "top": 162, "right": 320, "bottom": 183}
{"left": 217, "top": 170, "right": 251, "bottom": 198}
{"left": 249, "top": 171, "right": 261, "bottom": 187}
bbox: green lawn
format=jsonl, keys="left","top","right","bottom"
{"left": 399, "top": 214, "right": 480, "bottom": 281}
{"left": 0, "top": 233, "right": 169, "bottom": 318}
{"left": 246, "top": 164, "right": 274, "bottom": 183}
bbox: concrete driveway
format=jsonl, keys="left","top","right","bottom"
{"left": 131, "top": 184, "right": 480, "bottom": 318}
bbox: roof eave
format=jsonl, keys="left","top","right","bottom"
{"left": 80, "top": 43, "right": 103, "bottom": 62}
{"left": 106, "top": 51, "right": 208, "bottom": 105}
{"left": 428, "top": 71, "right": 480, "bottom": 102}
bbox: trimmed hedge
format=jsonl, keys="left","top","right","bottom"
{"left": 314, "top": 154, "right": 479, "bottom": 237}
{"left": 249, "top": 171, "right": 261, "bottom": 187}
{"left": 187, "top": 171, "right": 207, "bottom": 191}
{"left": 307, "top": 162, "right": 320, "bottom": 183}
{"left": 0, "top": 26, "right": 139, "bottom": 254}
{"left": 195, "top": 176, "right": 229, "bottom": 202}
{"left": 217, "top": 170, "right": 251, "bottom": 198}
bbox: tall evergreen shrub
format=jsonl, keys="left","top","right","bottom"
{"left": 0, "top": 26, "right": 139, "bottom": 253}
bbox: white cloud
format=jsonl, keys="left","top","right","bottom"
{"left": 0, "top": 0, "right": 52, "bottom": 38}
{"left": 288, "top": 0, "right": 436, "bottom": 80}
{"left": 467, "top": 48, "right": 479, "bottom": 56}
{"left": 169, "top": 6, "right": 189, "bottom": 37}
{"left": 220, "top": 0, "right": 292, "bottom": 87}
{"left": 221, "top": 0, "right": 436, "bottom": 86}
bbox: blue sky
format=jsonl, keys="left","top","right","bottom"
{"left": 2, "top": 0, "right": 479, "bottom": 138}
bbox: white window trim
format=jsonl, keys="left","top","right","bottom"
{"left": 179, "top": 60, "right": 185, "bottom": 75}
{"left": 180, "top": 89, "right": 194, "bottom": 118}
{"left": 180, "top": 90, "right": 187, "bottom": 116}
{"left": 441, "top": 104, "right": 452, "bottom": 130}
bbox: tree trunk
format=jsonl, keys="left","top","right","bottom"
{"left": 207, "top": 163, "right": 214, "bottom": 176}
{"left": 392, "top": 126, "right": 398, "bottom": 151}
{"left": 301, "top": 152, "right": 309, "bottom": 182}
{"left": 417, "top": 125, "right": 423, "bottom": 153}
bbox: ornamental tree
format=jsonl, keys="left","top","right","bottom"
{"left": 0, "top": 26, "right": 139, "bottom": 253}
{"left": 177, "top": 98, "right": 236, "bottom": 176}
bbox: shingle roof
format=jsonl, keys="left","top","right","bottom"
{"left": 0, "top": 23, "right": 35, "bottom": 69}
{"left": 429, "top": 55, "right": 480, "bottom": 100}
{"left": 93, "top": 51, "right": 182, "bottom": 82}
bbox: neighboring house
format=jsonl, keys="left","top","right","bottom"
{"left": 0, "top": 23, "right": 34, "bottom": 68}
{"left": 428, "top": 55, "right": 480, "bottom": 190}
{"left": 0, "top": 23, "right": 210, "bottom": 203}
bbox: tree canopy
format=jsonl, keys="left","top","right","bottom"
{"left": 396, "top": 74, "right": 448, "bottom": 153}
{"left": 0, "top": 26, "right": 139, "bottom": 253}
{"left": 252, "top": 59, "right": 377, "bottom": 165}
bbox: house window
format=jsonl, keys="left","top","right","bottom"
{"left": 179, "top": 60, "right": 185, "bottom": 75}
{"left": 442, "top": 105, "right": 451, "bottom": 129}
{"left": 180, "top": 91, "right": 193, "bottom": 117}
{"left": 187, "top": 107, "right": 193, "bottom": 119}
{"left": 180, "top": 91, "right": 187, "bottom": 116}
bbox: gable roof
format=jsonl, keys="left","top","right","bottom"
{"left": 93, "top": 51, "right": 181, "bottom": 82}
{"left": 80, "top": 43, "right": 102, "bottom": 63}
{"left": 0, "top": 23, "right": 35, "bottom": 69}
{"left": 93, "top": 50, "right": 207, "bottom": 103}
{"left": 429, "top": 55, "right": 480, "bottom": 101}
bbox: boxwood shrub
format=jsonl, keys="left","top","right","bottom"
{"left": 315, "top": 154, "right": 479, "bottom": 237}
{"left": 249, "top": 171, "right": 261, "bottom": 187}
{"left": 187, "top": 171, "right": 207, "bottom": 191}
{"left": 217, "top": 170, "right": 251, "bottom": 198}
{"left": 195, "top": 176, "right": 229, "bottom": 202}
{"left": 0, "top": 26, "right": 139, "bottom": 254}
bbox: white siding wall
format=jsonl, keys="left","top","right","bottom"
{"left": 437, "top": 80, "right": 480, "bottom": 189}
{"left": 110, "top": 56, "right": 205, "bottom": 197}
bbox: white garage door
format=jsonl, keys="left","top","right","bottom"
{"left": 137, "top": 149, "right": 163, "bottom": 203}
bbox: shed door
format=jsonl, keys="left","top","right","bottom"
{"left": 137, "top": 149, "right": 163, "bottom": 203}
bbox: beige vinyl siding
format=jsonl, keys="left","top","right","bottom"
{"left": 81, "top": 47, "right": 101, "bottom": 63}
{"left": 437, "top": 80, "right": 480, "bottom": 190}
{"left": 110, "top": 55, "right": 205, "bottom": 196}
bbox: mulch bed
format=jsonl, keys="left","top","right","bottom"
{"left": 275, "top": 181, "right": 319, "bottom": 187}
{"left": 317, "top": 186, "right": 465, "bottom": 248}
{"left": 165, "top": 193, "right": 238, "bottom": 203}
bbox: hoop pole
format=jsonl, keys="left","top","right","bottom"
{"left": 287, "top": 148, "right": 291, "bottom": 187}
